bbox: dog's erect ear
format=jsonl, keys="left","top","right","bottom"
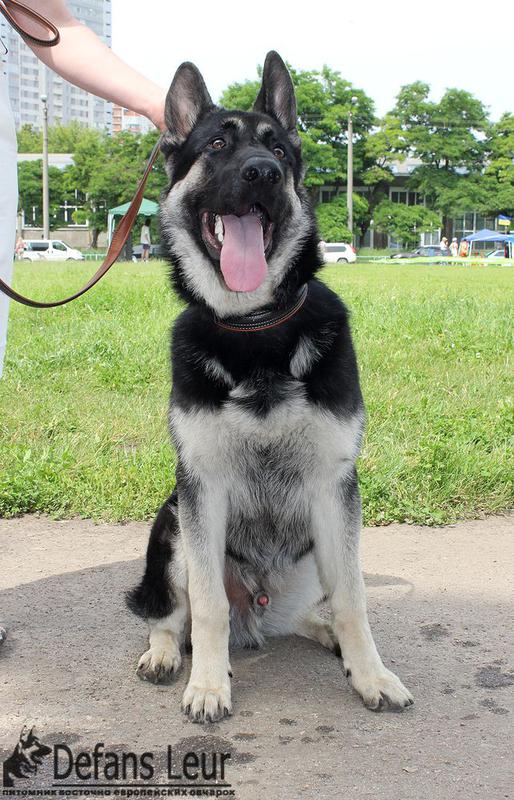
{"left": 165, "top": 62, "right": 214, "bottom": 145}
{"left": 253, "top": 51, "right": 300, "bottom": 147}
{"left": 19, "top": 726, "right": 32, "bottom": 744}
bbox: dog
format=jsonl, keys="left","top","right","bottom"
{"left": 127, "top": 51, "right": 413, "bottom": 722}
{"left": 3, "top": 726, "right": 52, "bottom": 787}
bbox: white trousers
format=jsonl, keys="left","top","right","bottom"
{"left": 0, "top": 73, "right": 17, "bottom": 379}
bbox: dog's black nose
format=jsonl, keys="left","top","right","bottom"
{"left": 242, "top": 157, "right": 282, "bottom": 185}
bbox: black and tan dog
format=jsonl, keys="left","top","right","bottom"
{"left": 128, "top": 52, "right": 413, "bottom": 722}
{"left": 3, "top": 726, "right": 52, "bottom": 787}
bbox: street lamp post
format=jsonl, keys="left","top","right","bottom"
{"left": 347, "top": 96, "right": 358, "bottom": 245}
{"left": 41, "top": 94, "right": 50, "bottom": 240}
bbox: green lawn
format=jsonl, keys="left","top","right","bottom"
{"left": 0, "top": 259, "right": 511, "bottom": 525}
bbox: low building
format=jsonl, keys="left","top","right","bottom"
{"left": 318, "top": 157, "right": 506, "bottom": 249}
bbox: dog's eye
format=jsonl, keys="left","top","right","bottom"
{"left": 273, "top": 146, "right": 285, "bottom": 160}
{"left": 210, "top": 138, "right": 226, "bottom": 150}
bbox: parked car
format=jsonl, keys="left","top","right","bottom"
{"left": 486, "top": 248, "right": 507, "bottom": 259}
{"left": 321, "top": 242, "right": 357, "bottom": 264}
{"left": 390, "top": 245, "right": 446, "bottom": 259}
{"left": 21, "top": 239, "right": 84, "bottom": 261}
{"left": 131, "top": 243, "right": 162, "bottom": 261}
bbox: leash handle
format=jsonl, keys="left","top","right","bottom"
{"left": 0, "top": 137, "right": 163, "bottom": 309}
{"left": 0, "top": 0, "right": 60, "bottom": 47}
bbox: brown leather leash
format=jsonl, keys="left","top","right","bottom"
{"left": 0, "top": 0, "right": 162, "bottom": 309}
{"left": 0, "top": 0, "right": 60, "bottom": 47}
{"left": 0, "top": 137, "right": 162, "bottom": 308}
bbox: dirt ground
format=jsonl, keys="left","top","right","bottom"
{"left": 0, "top": 514, "right": 512, "bottom": 799}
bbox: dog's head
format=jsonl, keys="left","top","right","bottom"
{"left": 16, "top": 726, "right": 51, "bottom": 767}
{"left": 3, "top": 726, "right": 52, "bottom": 786}
{"left": 160, "top": 51, "right": 322, "bottom": 316}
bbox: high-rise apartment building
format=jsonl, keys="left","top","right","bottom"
{"left": 0, "top": 0, "right": 113, "bottom": 131}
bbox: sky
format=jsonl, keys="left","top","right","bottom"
{"left": 112, "top": 0, "right": 513, "bottom": 121}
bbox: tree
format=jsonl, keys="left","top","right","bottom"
{"left": 17, "top": 160, "right": 67, "bottom": 227}
{"left": 17, "top": 124, "right": 42, "bottom": 153}
{"left": 385, "top": 82, "right": 490, "bottom": 229}
{"left": 17, "top": 120, "right": 98, "bottom": 153}
{"left": 374, "top": 200, "right": 440, "bottom": 249}
{"left": 315, "top": 193, "right": 368, "bottom": 242}
{"left": 479, "top": 113, "right": 514, "bottom": 218}
{"left": 357, "top": 113, "right": 405, "bottom": 238}
{"left": 72, "top": 131, "right": 140, "bottom": 246}
{"left": 66, "top": 128, "right": 167, "bottom": 246}
{"left": 49, "top": 121, "right": 99, "bottom": 153}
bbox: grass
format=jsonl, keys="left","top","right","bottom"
{"left": 0, "top": 259, "right": 511, "bottom": 525}
{"left": 357, "top": 247, "right": 396, "bottom": 258}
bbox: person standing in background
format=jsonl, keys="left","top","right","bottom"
{"left": 450, "top": 237, "right": 459, "bottom": 257}
{"left": 15, "top": 235, "right": 25, "bottom": 259}
{"left": 0, "top": 0, "right": 167, "bottom": 382}
{"left": 459, "top": 239, "right": 469, "bottom": 258}
{"left": 140, "top": 218, "right": 152, "bottom": 262}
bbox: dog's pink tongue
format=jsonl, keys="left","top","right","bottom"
{"left": 220, "top": 213, "right": 268, "bottom": 292}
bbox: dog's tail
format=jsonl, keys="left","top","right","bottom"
{"left": 126, "top": 492, "right": 178, "bottom": 620}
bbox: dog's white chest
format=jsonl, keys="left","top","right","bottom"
{"left": 170, "top": 379, "right": 362, "bottom": 488}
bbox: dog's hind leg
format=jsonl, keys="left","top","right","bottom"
{"left": 127, "top": 492, "right": 189, "bottom": 684}
{"left": 295, "top": 611, "right": 340, "bottom": 656}
{"left": 262, "top": 554, "right": 339, "bottom": 655}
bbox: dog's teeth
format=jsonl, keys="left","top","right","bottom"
{"left": 214, "top": 215, "right": 224, "bottom": 243}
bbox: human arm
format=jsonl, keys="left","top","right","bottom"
{"left": 9, "top": 0, "right": 166, "bottom": 130}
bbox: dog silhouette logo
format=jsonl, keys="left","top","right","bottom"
{"left": 2, "top": 725, "right": 52, "bottom": 788}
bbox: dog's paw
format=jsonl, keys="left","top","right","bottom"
{"left": 136, "top": 646, "right": 181, "bottom": 685}
{"left": 182, "top": 681, "right": 232, "bottom": 723}
{"left": 348, "top": 666, "right": 413, "bottom": 712}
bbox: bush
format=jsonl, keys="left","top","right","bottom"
{"left": 315, "top": 193, "right": 368, "bottom": 242}
{"left": 374, "top": 200, "right": 440, "bottom": 249}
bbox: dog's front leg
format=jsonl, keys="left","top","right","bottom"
{"left": 312, "top": 468, "right": 413, "bottom": 711}
{"left": 179, "top": 471, "right": 231, "bottom": 723}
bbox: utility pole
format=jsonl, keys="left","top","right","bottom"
{"left": 41, "top": 93, "right": 50, "bottom": 240}
{"left": 347, "top": 96, "right": 358, "bottom": 244}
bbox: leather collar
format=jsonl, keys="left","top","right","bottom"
{"left": 214, "top": 284, "right": 309, "bottom": 333}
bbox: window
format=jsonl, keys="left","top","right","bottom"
{"left": 28, "top": 242, "right": 49, "bottom": 252}
{"left": 325, "top": 244, "right": 347, "bottom": 253}
{"left": 52, "top": 241, "right": 67, "bottom": 251}
{"left": 391, "top": 190, "right": 408, "bottom": 204}
{"left": 408, "top": 192, "right": 423, "bottom": 206}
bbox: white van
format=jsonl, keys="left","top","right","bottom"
{"left": 21, "top": 239, "right": 84, "bottom": 262}
{"left": 320, "top": 241, "right": 357, "bottom": 264}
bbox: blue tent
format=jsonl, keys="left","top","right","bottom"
{"left": 461, "top": 228, "right": 514, "bottom": 259}
{"left": 462, "top": 229, "right": 508, "bottom": 242}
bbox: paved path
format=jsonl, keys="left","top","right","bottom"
{"left": 0, "top": 515, "right": 512, "bottom": 799}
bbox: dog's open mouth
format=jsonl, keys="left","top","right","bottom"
{"left": 200, "top": 204, "right": 274, "bottom": 293}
